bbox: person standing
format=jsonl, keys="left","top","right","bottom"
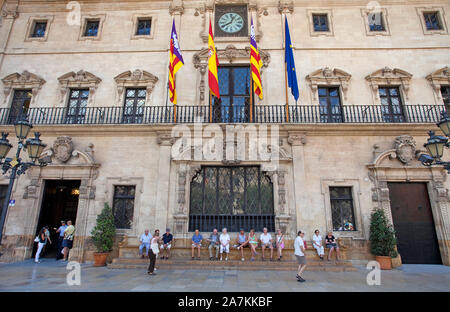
{"left": 160, "top": 228, "right": 173, "bottom": 260}
{"left": 275, "top": 229, "right": 285, "bottom": 261}
{"left": 35, "top": 228, "right": 47, "bottom": 263}
{"left": 294, "top": 230, "right": 307, "bottom": 282}
{"left": 41, "top": 226, "right": 52, "bottom": 257}
{"left": 207, "top": 228, "right": 220, "bottom": 261}
{"left": 139, "top": 229, "right": 152, "bottom": 259}
{"left": 219, "top": 228, "right": 230, "bottom": 261}
{"left": 260, "top": 227, "right": 274, "bottom": 261}
{"left": 54, "top": 221, "right": 67, "bottom": 260}
{"left": 191, "top": 229, "right": 203, "bottom": 260}
{"left": 62, "top": 220, "right": 75, "bottom": 261}
{"left": 312, "top": 230, "right": 325, "bottom": 260}
{"left": 147, "top": 230, "right": 160, "bottom": 275}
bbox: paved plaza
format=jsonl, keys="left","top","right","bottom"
{"left": 0, "top": 259, "right": 449, "bottom": 292}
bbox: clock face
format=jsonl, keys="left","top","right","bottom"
{"left": 218, "top": 13, "right": 244, "bottom": 34}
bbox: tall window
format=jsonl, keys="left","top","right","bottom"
{"left": 318, "top": 87, "right": 343, "bottom": 123}
{"left": 368, "top": 12, "right": 385, "bottom": 31}
{"left": 312, "top": 14, "right": 329, "bottom": 32}
{"left": 423, "top": 12, "right": 442, "bottom": 30}
{"left": 31, "top": 21, "right": 47, "bottom": 38}
{"left": 379, "top": 86, "right": 405, "bottom": 122}
{"left": 112, "top": 186, "right": 135, "bottom": 229}
{"left": 123, "top": 88, "right": 146, "bottom": 124}
{"left": 66, "top": 89, "right": 89, "bottom": 124}
{"left": 8, "top": 90, "right": 32, "bottom": 124}
{"left": 189, "top": 166, "right": 274, "bottom": 232}
{"left": 84, "top": 20, "right": 100, "bottom": 37}
{"left": 329, "top": 187, "right": 356, "bottom": 231}
{"left": 441, "top": 86, "right": 450, "bottom": 113}
{"left": 213, "top": 66, "right": 251, "bottom": 123}
{"left": 136, "top": 18, "right": 151, "bottom": 36}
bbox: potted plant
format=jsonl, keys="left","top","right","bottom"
{"left": 91, "top": 203, "right": 116, "bottom": 266}
{"left": 369, "top": 208, "right": 398, "bottom": 270}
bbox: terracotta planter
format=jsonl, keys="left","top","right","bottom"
{"left": 376, "top": 255, "right": 392, "bottom": 270}
{"left": 93, "top": 252, "right": 109, "bottom": 267}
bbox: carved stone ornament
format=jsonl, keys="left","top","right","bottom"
{"left": 278, "top": 0, "right": 294, "bottom": 14}
{"left": 169, "top": 0, "right": 184, "bottom": 15}
{"left": 365, "top": 67, "right": 412, "bottom": 101}
{"left": 394, "top": 135, "right": 416, "bottom": 165}
{"left": 53, "top": 136, "right": 74, "bottom": 163}
{"left": 114, "top": 69, "right": 159, "bottom": 105}
{"left": 306, "top": 67, "right": 351, "bottom": 101}
{"left": 426, "top": 66, "right": 450, "bottom": 101}
{"left": 2, "top": 71, "right": 46, "bottom": 103}
{"left": 57, "top": 70, "right": 102, "bottom": 103}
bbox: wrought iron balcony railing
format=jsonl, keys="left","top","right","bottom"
{"left": 0, "top": 104, "right": 444, "bottom": 125}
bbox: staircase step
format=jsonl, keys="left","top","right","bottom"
{"left": 108, "top": 258, "right": 357, "bottom": 272}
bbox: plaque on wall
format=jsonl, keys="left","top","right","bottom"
{"left": 215, "top": 4, "right": 248, "bottom": 38}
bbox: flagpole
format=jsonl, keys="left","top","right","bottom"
{"left": 284, "top": 63, "right": 289, "bottom": 122}
{"left": 209, "top": 92, "right": 212, "bottom": 123}
{"left": 249, "top": 76, "right": 253, "bottom": 123}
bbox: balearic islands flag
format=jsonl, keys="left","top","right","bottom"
{"left": 208, "top": 19, "right": 220, "bottom": 98}
{"left": 250, "top": 17, "right": 263, "bottom": 100}
{"left": 169, "top": 19, "right": 184, "bottom": 104}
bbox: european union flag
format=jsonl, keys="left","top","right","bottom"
{"left": 285, "top": 17, "right": 299, "bottom": 102}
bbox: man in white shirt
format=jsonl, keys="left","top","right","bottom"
{"left": 260, "top": 227, "right": 273, "bottom": 261}
{"left": 219, "top": 228, "right": 230, "bottom": 261}
{"left": 139, "top": 229, "right": 152, "bottom": 258}
{"left": 312, "top": 229, "right": 324, "bottom": 260}
{"left": 294, "top": 230, "right": 307, "bottom": 282}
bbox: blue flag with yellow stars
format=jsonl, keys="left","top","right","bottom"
{"left": 285, "top": 17, "right": 299, "bottom": 102}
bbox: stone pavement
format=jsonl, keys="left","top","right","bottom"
{"left": 0, "top": 259, "right": 449, "bottom": 292}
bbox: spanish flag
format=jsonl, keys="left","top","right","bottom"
{"left": 208, "top": 19, "right": 220, "bottom": 99}
{"left": 169, "top": 19, "right": 184, "bottom": 105}
{"left": 250, "top": 17, "right": 263, "bottom": 100}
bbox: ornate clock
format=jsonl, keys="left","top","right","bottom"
{"left": 215, "top": 5, "right": 248, "bottom": 37}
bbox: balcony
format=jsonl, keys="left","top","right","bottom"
{"left": 0, "top": 104, "right": 444, "bottom": 125}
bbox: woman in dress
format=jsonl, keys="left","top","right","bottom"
{"left": 246, "top": 229, "right": 258, "bottom": 261}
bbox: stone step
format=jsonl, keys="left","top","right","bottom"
{"left": 108, "top": 258, "right": 357, "bottom": 272}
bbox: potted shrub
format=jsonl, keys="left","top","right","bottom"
{"left": 91, "top": 203, "right": 116, "bottom": 266}
{"left": 369, "top": 208, "right": 398, "bottom": 270}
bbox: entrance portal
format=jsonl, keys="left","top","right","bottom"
{"left": 32, "top": 180, "right": 81, "bottom": 258}
{"left": 388, "top": 182, "right": 442, "bottom": 264}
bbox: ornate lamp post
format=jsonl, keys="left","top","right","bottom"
{"left": 0, "top": 118, "right": 50, "bottom": 246}
{"left": 419, "top": 111, "right": 450, "bottom": 172}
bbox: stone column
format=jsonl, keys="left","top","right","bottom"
{"left": 288, "top": 132, "right": 307, "bottom": 233}
{"left": 155, "top": 133, "right": 175, "bottom": 230}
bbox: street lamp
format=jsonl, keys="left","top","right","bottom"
{"left": 419, "top": 111, "right": 450, "bottom": 172}
{"left": 0, "top": 118, "right": 50, "bottom": 247}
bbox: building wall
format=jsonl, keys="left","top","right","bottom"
{"left": 0, "top": 0, "right": 449, "bottom": 264}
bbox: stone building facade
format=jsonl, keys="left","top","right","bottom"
{"left": 0, "top": 0, "right": 449, "bottom": 265}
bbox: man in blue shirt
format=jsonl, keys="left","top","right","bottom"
{"left": 160, "top": 228, "right": 173, "bottom": 260}
{"left": 54, "top": 220, "right": 67, "bottom": 260}
{"left": 191, "top": 229, "right": 203, "bottom": 260}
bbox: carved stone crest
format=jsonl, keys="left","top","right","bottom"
{"left": 53, "top": 137, "right": 74, "bottom": 163}
{"left": 394, "top": 135, "right": 416, "bottom": 165}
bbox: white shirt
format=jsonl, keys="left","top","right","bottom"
{"left": 219, "top": 233, "right": 230, "bottom": 245}
{"left": 312, "top": 234, "right": 322, "bottom": 247}
{"left": 140, "top": 233, "right": 152, "bottom": 244}
{"left": 294, "top": 236, "right": 305, "bottom": 256}
{"left": 260, "top": 233, "right": 272, "bottom": 245}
